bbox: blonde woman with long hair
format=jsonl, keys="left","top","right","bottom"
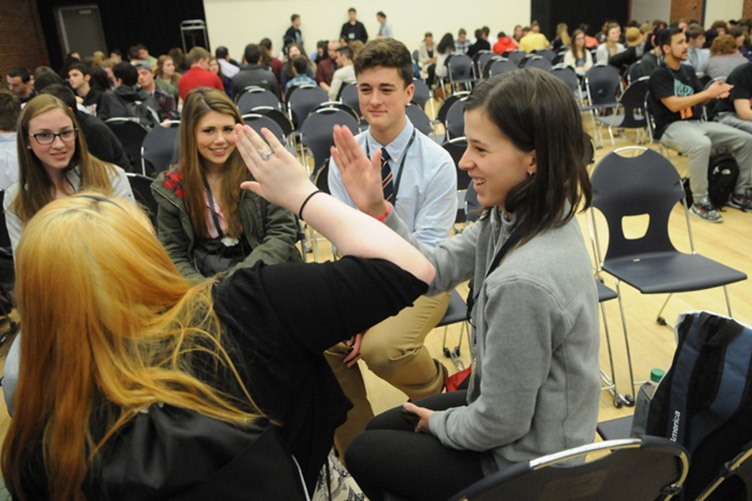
{"left": 3, "top": 94, "right": 132, "bottom": 257}
{"left": 151, "top": 87, "right": 300, "bottom": 281}
{"left": 1, "top": 121, "right": 435, "bottom": 498}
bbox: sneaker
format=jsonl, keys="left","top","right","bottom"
{"left": 728, "top": 194, "right": 752, "bottom": 212}
{"left": 690, "top": 197, "right": 723, "bottom": 223}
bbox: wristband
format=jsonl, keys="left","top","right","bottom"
{"left": 374, "top": 203, "right": 392, "bottom": 223}
{"left": 298, "top": 190, "right": 323, "bottom": 219}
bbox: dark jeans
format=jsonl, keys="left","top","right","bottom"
{"left": 345, "top": 391, "right": 487, "bottom": 501}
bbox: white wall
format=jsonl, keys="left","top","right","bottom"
{"left": 203, "top": 0, "right": 530, "bottom": 61}
{"left": 631, "top": 0, "right": 670, "bottom": 25}
{"left": 704, "top": 0, "right": 743, "bottom": 28}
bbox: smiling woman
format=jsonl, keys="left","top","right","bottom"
{"left": 150, "top": 87, "right": 301, "bottom": 282}
{"left": 3, "top": 93, "right": 134, "bottom": 257}
{"left": 337, "top": 69, "right": 600, "bottom": 500}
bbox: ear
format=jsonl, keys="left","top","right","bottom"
{"left": 527, "top": 150, "right": 537, "bottom": 175}
{"left": 404, "top": 82, "right": 415, "bottom": 104}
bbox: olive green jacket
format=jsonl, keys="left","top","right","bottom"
{"left": 151, "top": 171, "right": 301, "bottom": 283}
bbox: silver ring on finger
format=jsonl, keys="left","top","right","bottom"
{"left": 261, "top": 150, "right": 273, "bottom": 161}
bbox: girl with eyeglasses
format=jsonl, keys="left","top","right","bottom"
{"left": 3, "top": 93, "right": 133, "bottom": 256}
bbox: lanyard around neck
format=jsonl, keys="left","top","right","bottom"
{"left": 467, "top": 220, "right": 524, "bottom": 323}
{"left": 365, "top": 128, "right": 417, "bottom": 207}
{"left": 202, "top": 176, "right": 224, "bottom": 238}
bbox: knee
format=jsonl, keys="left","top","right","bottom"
{"left": 687, "top": 136, "right": 712, "bottom": 156}
{"left": 360, "top": 341, "right": 417, "bottom": 378}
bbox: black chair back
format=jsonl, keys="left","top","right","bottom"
{"left": 447, "top": 54, "right": 475, "bottom": 87}
{"left": 236, "top": 87, "right": 282, "bottom": 114}
{"left": 521, "top": 55, "right": 552, "bottom": 71}
{"left": 405, "top": 103, "right": 433, "bottom": 136}
{"left": 287, "top": 86, "right": 329, "bottom": 128}
{"left": 242, "top": 113, "right": 286, "bottom": 143}
{"left": 127, "top": 173, "right": 159, "bottom": 229}
{"left": 105, "top": 118, "right": 149, "bottom": 172}
{"left": 411, "top": 78, "right": 432, "bottom": 109}
{"left": 300, "top": 107, "right": 359, "bottom": 176}
{"left": 251, "top": 107, "right": 295, "bottom": 138}
{"left": 449, "top": 437, "right": 689, "bottom": 501}
{"left": 550, "top": 66, "right": 580, "bottom": 93}
{"left": 502, "top": 49, "right": 526, "bottom": 66}
{"left": 592, "top": 148, "right": 683, "bottom": 260}
{"left": 616, "top": 77, "right": 651, "bottom": 129}
{"left": 444, "top": 97, "right": 466, "bottom": 141}
{"left": 486, "top": 59, "right": 517, "bottom": 78}
{"left": 141, "top": 122, "right": 180, "bottom": 176}
{"left": 586, "top": 64, "right": 621, "bottom": 107}
{"left": 340, "top": 83, "right": 361, "bottom": 117}
{"left": 464, "top": 181, "right": 481, "bottom": 223}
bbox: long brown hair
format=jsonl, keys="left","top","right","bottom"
{"left": 570, "top": 29, "right": 587, "bottom": 59}
{"left": 11, "top": 94, "right": 118, "bottom": 224}
{"left": 177, "top": 87, "right": 247, "bottom": 239}
{"left": 1, "top": 195, "right": 262, "bottom": 500}
{"left": 155, "top": 54, "right": 180, "bottom": 86}
{"left": 464, "top": 69, "right": 592, "bottom": 247}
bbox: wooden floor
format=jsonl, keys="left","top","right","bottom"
{"left": 0, "top": 103, "right": 750, "bottom": 452}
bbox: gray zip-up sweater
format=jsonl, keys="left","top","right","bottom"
{"left": 386, "top": 207, "right": 600, "bottom": 474}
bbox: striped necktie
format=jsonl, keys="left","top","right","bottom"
{"left": 381, "top": 147, "right": 394, "bottom": 203}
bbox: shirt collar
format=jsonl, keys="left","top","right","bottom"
{"left": 366, "top": 119, "right": 415, "bottom": 160}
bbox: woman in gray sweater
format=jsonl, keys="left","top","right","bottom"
{"left": 338, "top": 69, "right": 601, "bottom": 500}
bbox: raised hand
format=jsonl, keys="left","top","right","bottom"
{"left": 235, "top": 124, "right": 315, "bottom": 213}
{"left": 331, "top": 125, "right": 390, "bottom": 218}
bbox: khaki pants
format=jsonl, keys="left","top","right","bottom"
{"left": 325, "top": 291, "right": 451, "bottom": 459}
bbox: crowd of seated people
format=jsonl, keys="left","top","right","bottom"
{"left": 3, "top": 12, "right": 752, "bottom": 500}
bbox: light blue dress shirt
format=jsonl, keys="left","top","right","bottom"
{"left": 328, "top": 120, "right": 457, "bottom": 249}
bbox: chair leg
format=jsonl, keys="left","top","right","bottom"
{"left": 723, "top": 285, "right": 734, "bottom": 317}
{"left": 599, "top": 300, "right": 630, "bottom": 407}
{"left": 589, "top": 110, "right": 602, "bottom": 149}
{"left": 442, "top": 322, "right": 468, "bottom": 371}
{"left": 615, "top": 280, "right": 637, "bottom": 403}
{"left": 656, "top": 293, "right": 673, "bottom": 326}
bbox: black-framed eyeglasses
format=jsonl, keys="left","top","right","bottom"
{"left": 28, "top": 129, "right": 77, "bottom": 145}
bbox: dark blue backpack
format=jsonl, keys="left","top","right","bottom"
{"left": 682, "top": 153, "right": 739, "bottom": 209}
{"left": 646, "top": 312, "right": 752, "bottom": 500}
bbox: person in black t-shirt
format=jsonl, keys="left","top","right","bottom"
{"left": 1, "top": 121, "right": 434, "bottom": 499}
{"left": 283, "top": 13, "right": 304, "bottom": 48}
{"left": 340, "top": 7, "right": 368, "bottom": 43}
{"left": 714, "top": 61, "right": 752, "bottom": 134}
{"left": 649, "top": 27, "right": 752, "bottom": 222}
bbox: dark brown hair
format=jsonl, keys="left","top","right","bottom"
{"left": 354, "top": 39, "right": 413, "bottom": 88}
{"left": 0, "top": 89, "right": 20, "bottom": 131}
{"left": 464, "top": 69, "right": 592, "bottom": 246}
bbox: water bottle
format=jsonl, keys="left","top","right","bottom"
{"left": 630, "top": 368, "right": 665, "bottom": 437}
